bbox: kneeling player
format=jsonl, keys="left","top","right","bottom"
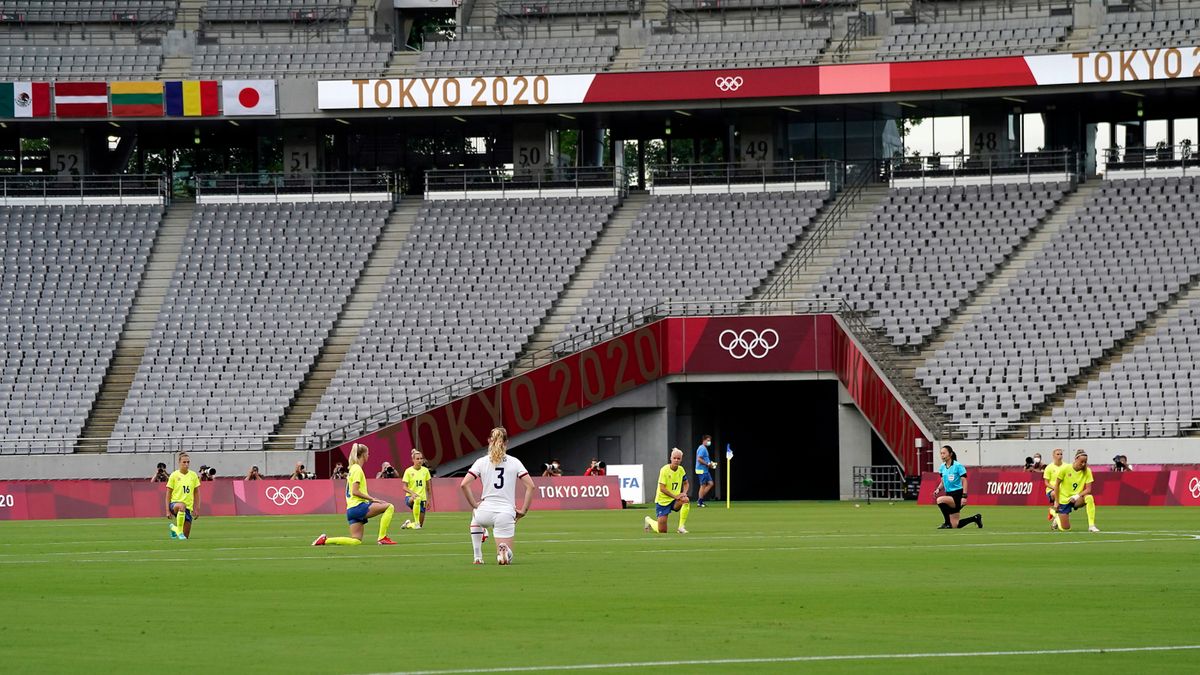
{"left": 460, "top": 427, "right": 535, "bottom": 565}
{"left": 1052, "top": 450, "right": 1099, "bottom": 532}
{"left": 402, "top": 450, "right": 431, "bottom": 529}
{"left": 644, "top": 448, "right": 691, "bottom": 534}
{"left": 165, "top": 452, "right": 201, "bottom": 540}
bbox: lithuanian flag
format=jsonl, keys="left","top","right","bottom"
{"left": 110, "top": 81, "right": 163, "bottom": 117}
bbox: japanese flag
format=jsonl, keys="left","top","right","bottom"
{"left": 222, "top": 80, "right": 276, "bottom": 116}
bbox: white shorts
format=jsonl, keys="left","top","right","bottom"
{"left": 472, "top": 502, "right": 516, "bottom": 539}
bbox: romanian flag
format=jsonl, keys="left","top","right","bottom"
{"left": 164, "top": 81, "right": 218, "bottom": 117}
{"left": 110, "top": 81, "right": 164, "bottom": 117}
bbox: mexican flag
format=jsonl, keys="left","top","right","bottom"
{"left": 0, "top": 82, "right": 51, "bottom": 118}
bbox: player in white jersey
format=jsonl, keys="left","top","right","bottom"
{"left": 459, "top": 426, "right": 535, "bottom": 565}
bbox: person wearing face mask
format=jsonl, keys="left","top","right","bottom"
{"left": 694, "top": 435, "right": 717, "bottom": 507}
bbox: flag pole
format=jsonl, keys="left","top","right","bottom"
{"left": 725, "top": 444, "right": 733, "bottom": 509}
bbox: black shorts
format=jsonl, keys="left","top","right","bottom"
{"left": 947, "top": 489, "right": 965, "bottom": 510}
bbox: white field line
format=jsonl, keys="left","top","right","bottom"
{"left": 0, "top": 532, "right": 1195, "bottom": 565}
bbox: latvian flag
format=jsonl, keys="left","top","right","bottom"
{"left": 0, "top": 82, "right": 50, "bottom": 118}
{"left": 54, "top": 82, "right": 108, "bottom": 118}
{"left": 164, "top": 81, "right": 218, "bottom": 117}
{"left": 110, "top": 81, "right": 164, "bottom": 117}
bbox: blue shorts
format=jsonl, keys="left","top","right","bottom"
{"left": 655, "top": 501, "right": 681, "bottom": 518}
{"left": 347, "top": 502, "right": 371, "bottom": 524}
{"left": 695, "top": 471, "right": 713, "bottom": 485}
{"left": 169, "top": 503, "right": 192, "bottom": 522}
{"left": 1056, "top": 502, "right": 1080, "bottom": 515}
{"left": 405, "top": 496, "right": 427, "bottom": 513}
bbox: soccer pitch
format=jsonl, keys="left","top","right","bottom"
{"left": 1, "top": 502, "right": 1197, "bottom": 674}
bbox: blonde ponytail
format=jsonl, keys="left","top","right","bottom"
{"left": 487, "top": 427, "right": 507, "bottom": 465}
{"left": 348, "top": 443, "right": 369, "bottom": 467}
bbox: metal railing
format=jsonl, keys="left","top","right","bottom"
{"left": 649, "top": 160, "right": 843, "bottom": 192}
{"left": 830, "top": 10, "right": 875, "bottom": 63}
{"left": 758, "top": 160, "right": 872, "bottom": 301}
{"left": 665, "top": 0, "right": 844, "bottom": 32}
{"left": 0, "top": 433, "right": 309, "bottom": 456}
{"left": 0, "top": 173, "right": 167, "bottom": 201}
{"left": 1100, "top": 144, "right": 1200, "bottom": 177}
{"left": 886, "top": 150, "right": 1078, "bottom": 186}
{"left": 853, "top": 465, "right": 906, "bottom": 501}
{"left": 886, "top": 0, "right": 1077, "bottom": 22}
{"left": 315, "top": 296, "right": 940, "bottom": 449}
{"left": 424, "top": 166, "right": 627, "bottom": 197}
{"left": 948, "top": 419, "right": 1200, "bottom": 441}
{"left": 194, "top": 171, "right": 394, "bottom": 200}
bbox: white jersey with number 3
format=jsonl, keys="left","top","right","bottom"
{"left": 468, "top": 454, "right": 529, "bottom": 512}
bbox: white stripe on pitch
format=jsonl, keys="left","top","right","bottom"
{"left": 370, "top": 645, "right": 1200, "bottom": 674}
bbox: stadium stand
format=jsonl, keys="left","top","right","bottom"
{"left": 1088, "top": 7, "right": 1200, "bottom": 50}
{"left": 1042, "top": 293, "right": 1200, "bottom": 438}
{"left": 414, "top": 35, "right": 619, "bottom": 75}
{"left": 819, "top": 182, "right": 1069, "bottom": 347}
{"left": 0, "top": 1, "right": 176, "bottom": 23}
{"left": 919, "top": 176, "right": 1200, "bottom": 435}
{"left": 878, "top": 15, "right": 1071, "bottom": 61}
{"left": 302, "top": 196, "right": 617, "bottom": 439}
{"left": 110, "top": 202, "right": 390, "bottom": 452}
{"left": 640, "top": 27, "right": 830, "bottom": 70}
{"left": 565, "top": 190, "right": 829, "bottom": 336}
{"left": 0, "top": 44, "right": 163, "bottom": 79}
{"left": 191, "top": 34, "right": 391, "bottom": 77}
{"left": 0, "top": 205, "right": 162, "bottom": 451}
{"left": 202, "top": 0, "right": 352, "bottom": 24}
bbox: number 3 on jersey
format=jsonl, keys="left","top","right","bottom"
{"left": 494, "top": 467, "right": 506, "bottom": 489}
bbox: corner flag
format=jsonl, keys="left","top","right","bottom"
{"left": 725, "top": 444, "right": 733, "bottom": 509}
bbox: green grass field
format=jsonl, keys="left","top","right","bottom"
{"left": 1, "top": 502, "right": 1198, "bottom": 674}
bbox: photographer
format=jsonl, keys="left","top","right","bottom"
{"left": 1112, "top": 455, "right": 1131, "bottom": 472}
{"left": 377, "top": 462, "right": 399, "bottom": 479}
{"left": 584, "top": 459, "right": 606, "bottom": 477}
{"left": 205, "top": 466, "right": 217, "bottom": 481}
{"left": 151, "top": 462, "right": 169, "bottom": 483}
{"left": 332, "top": 462, "right": 348, "bottom": 480}
{"left": 198, "top": 465, "right": 214, "bottom": 482}
{"left": 245, "top": 466, "right": 263, "bottom": 480}
{"left": 290, "top": 462, "right": 307, "bottom": 480}
{"left": 542, "top": 459, "right": 562, "bottom": 477}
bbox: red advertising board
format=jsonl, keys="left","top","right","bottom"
{"left": 917, "top": 470, "right": 1188, "bottom": 507}
{"left": 0, "top": 477, "right": 621, "bottom": 521}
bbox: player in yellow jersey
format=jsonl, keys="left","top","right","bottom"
{"left": 1051, "top": 449, "right": 1099, "bottom": 532}
{"left": 165, "top": 452, "right": 201, "bottom": 540}
{"left": 401, "top": 449, "right": 432, "bottom": 530}
{"left": 643, "top": 448, "right": 691, "bottom": 534}
{"left": 312, "top": 443, "right": 398, "bottom": 546}
{"left": 1042, "top": 448, "right": 1066, "bottom": 529}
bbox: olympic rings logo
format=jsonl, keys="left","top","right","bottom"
{"left": 718, "top": 328, "right": 780, "bottom": 359}
{"left": 1189, "top": 477, "right": 1200, "bottom": 500}
{"left": 265, "top": 486, "right": 305, "bottom": 506}
{"left": 714, "top": 76, "right": 744, "bottom": 92}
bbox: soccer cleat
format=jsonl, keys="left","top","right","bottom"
{"left": 1088, "top": 525, "right": 1100, "bottom": 533}
{"left": 176, "top": 532, "right": 187, "bottom": 541}
{"left": 312, "top": 534, "right": 327, "bottom": 546}
{"left": 937, "top": 523, "right": 952, "bottom": 529}
{"left": 643, "top": 516, "right": 653, "bottom": 532}
{"left": 472, "top": 558, "right": 484, "bottom": 565}
{"left": 975, "top": 514, "right": 984, "bottom": 529}
{"left": 377, "top": 537, "right": 398, "bottom": 545}
{"left": 697, "top": 500, "right": 706, "bottom": 508}
{"left": 168, "top": 523, "right": 178, "bottom": 539}
{"left": 677, "top": 526, "right": 688, "bottom": 534}
{"left": 412, "top": 524, "right": 422, "bottom": 530}
{"left": 401, "top": 519, "right": 412, "bottom": 529}
{"left": 1050, "top": 520, "right": 1058, "bottom": 531}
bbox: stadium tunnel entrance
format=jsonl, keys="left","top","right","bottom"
{"left": 509, "top": 379, "right": 891, "bottom": 502}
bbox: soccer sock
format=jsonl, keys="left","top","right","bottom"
{"left": 679, "top": 502, "right": 690, "bottom": 528}
{"left": 1084, "top": 495, "right": 1096, "bottom": 527}
{"left": 175, "top": 510, "right": 186, "bottom": 533}
{"left": 471, "top": 527, "right": 485, "bottom": 559}
{"left": 325, "top": 537, "right": 362, "bottom": 546}
{"left": 377, "top": 504, "right": 394, "bottom": 540}
{"left": 412, "top": 499, "right": 422, "bottom": 526}
{"left": 1054, "top": 512, "right": 1064, "bottom": 530}
{"left": 937, "top": 503, "right": 951, "bottom": 525}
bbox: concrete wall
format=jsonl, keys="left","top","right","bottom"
{"left": 837, "top": 383, "right": 873, "bottom": 500}
{"left": 939, "top": 437, "right": 1200, "bottom": 469}
{"left": 0, "top": 450, "right": 315, "bottom": 480}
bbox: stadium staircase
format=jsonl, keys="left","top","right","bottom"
{"left": 508, "top": 190, "right": 650, "bottom": 375}
{"left": 608, "top": 46, "right": 644, "bottom": 72}
{"left": 349, "top": 0, "right": 375, "bottom": 31}
{"left": 76, "top": 202, "right": 194, "bottom": 453}
{"left": 267, "top": 197, "right": 420, "bottom": 450}
{"left": 1023, "top": 274, "right": 1200, "bottom": 437}
{"left": 385, "top": 51, "right": 421, "bottom": 78}
{"left": 751, "top": 182, "right": 890, "bottom": 300}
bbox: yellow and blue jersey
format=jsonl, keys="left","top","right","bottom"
{"left": 403, "top": 465, "right": 431, "bottom": 500}
{"left": 656, "top": 464, "right": 686, "bottom": 506}
{"left": 166, "top": 470, "right": 200, "bottom": 509}
{"left": 1055, "top": 465, "right": 1094, "bottom": 505}
{"left": 346, "top": 464, "right": 370, "bottom": 509}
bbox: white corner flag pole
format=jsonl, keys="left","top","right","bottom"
{"left": 725, "top": 444, "right": 733, "bottom": 509}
